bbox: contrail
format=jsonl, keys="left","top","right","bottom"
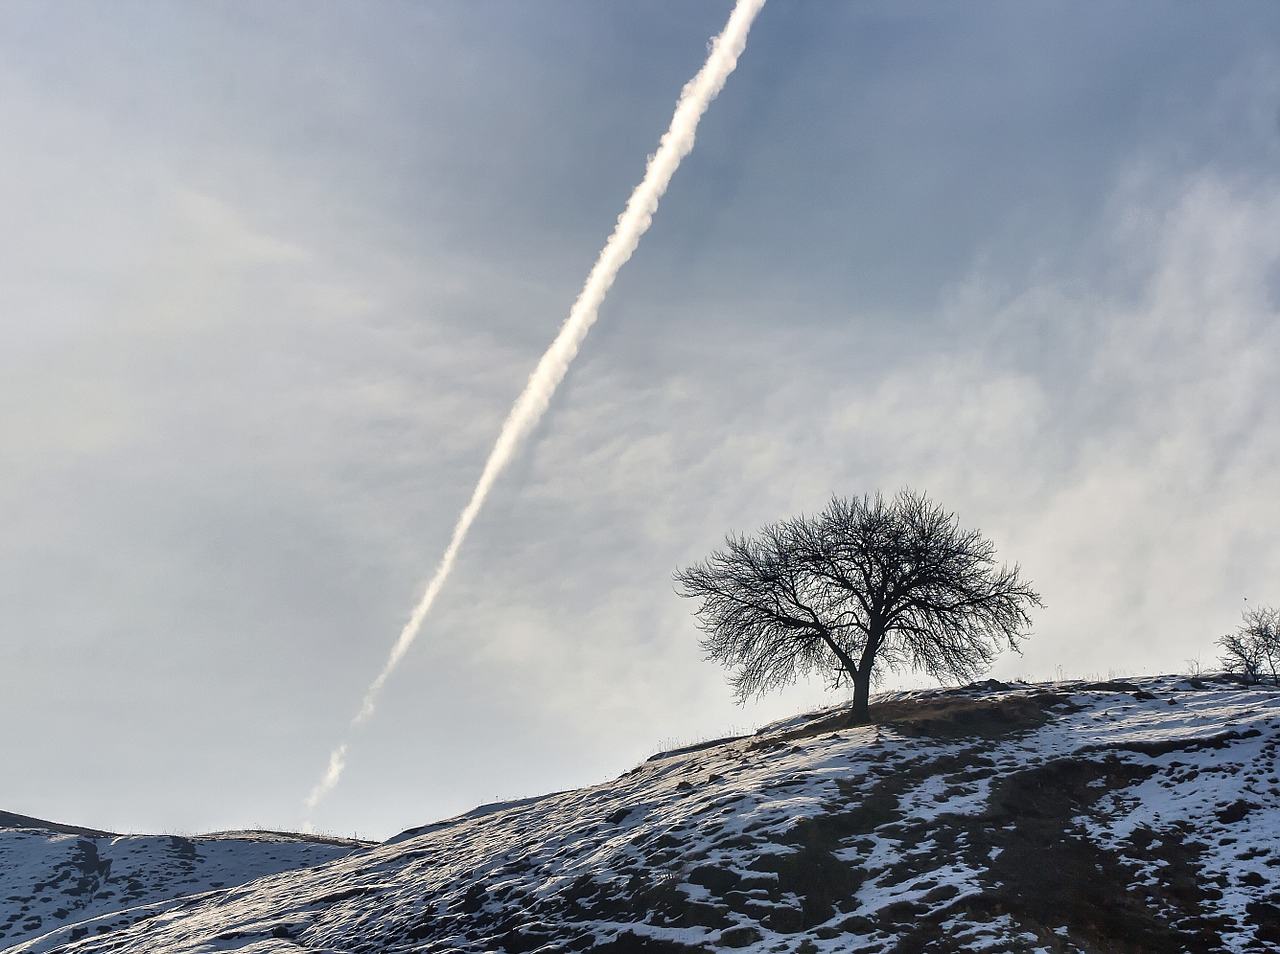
{"left": 304, "top": 0, "right": 767, "bottom": 822}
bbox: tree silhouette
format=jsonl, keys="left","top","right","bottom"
{"left": 1218, "top": 605, "right": 1280, "bottom": 686}
{"left": 675, "top": 490, "right": 1042, "bottom": 724}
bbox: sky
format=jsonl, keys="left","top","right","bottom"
{"left": 3, "top": 1, "right": 1279, "bottom": 841}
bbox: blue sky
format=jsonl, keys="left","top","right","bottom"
{"left": 3, "top": 1, "right": 1279, "bottom": 839}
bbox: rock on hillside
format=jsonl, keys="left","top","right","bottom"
{"left": 0, "top": 820, "right": 365, "bottom": 952}
{"left": 7, "top": 675, "right": 1280, "bottom": 953}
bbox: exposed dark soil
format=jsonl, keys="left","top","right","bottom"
{"left": 979, "top": 758, "right": 1233, "bottom": 953}
{"left": 758, "top": 690, "right": 1075, "bottom": 749}
{"left": 873, "top": 692, "right": 1076, "bottom": 739}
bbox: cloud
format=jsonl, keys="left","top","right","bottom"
{"left": 452, "top": 163, "right": 1280, "bottom": 718}
{"left": 4, "top": 2, "right": 1279, "bottom": 838}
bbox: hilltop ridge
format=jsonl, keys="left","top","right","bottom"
{"left": 5, "top": 674, "right": 1280, "bottom": 953}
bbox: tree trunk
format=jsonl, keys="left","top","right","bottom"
{"left": 846, "top": 626, "right": 882, "bottom": 725}
{"left": 848, "top": 667, "right": 873, "bottom": 725}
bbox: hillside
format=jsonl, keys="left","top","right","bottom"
{"left": 0, "top": 822, "right": 365, "bottom": 952}
{"left": 5, "top": 675, "right": 1280, "bottom": 953}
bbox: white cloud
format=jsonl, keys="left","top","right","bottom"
{"left": 4, "top": 2, "right": 1279, "bottom": 838}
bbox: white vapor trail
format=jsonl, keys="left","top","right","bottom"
{"left": 304, "top": 0, "right": 767, "bottom": 822}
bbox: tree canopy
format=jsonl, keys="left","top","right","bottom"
{"left": 674, "top": 490, "right": 1042, "bottom": 723}
{"left": 1218, "top": 605, "right": 1280, "bottom": 685}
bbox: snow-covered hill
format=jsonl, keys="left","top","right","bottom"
{"left": 6, "top": 675, "right": 1280, "bottom": 953}
{"left": 0, "top": 819, "right": 365, "bottom": 952}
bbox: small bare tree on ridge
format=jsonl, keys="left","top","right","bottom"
{"left": 1218, "top": 605, "right": 1280, "bottom": 686}
{"left": 674, "top": 490, "right": 1042, "bottom": 724}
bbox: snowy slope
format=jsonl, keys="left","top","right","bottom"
{"left": 0, "top": 823, "right": 365, "bottom": 952}
{"left": 7, "top": 675, "right": 1280, "bottom": 953}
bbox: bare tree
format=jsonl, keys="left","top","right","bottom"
{"left": 1218, "top": 606, "right": 1280, "bottom": 686}
{"left": 674, "top": 490, "right": 1042, "bottom": 724}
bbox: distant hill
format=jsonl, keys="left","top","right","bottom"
{"left": 0, "top": 821, "right": 366, "bottom": 952}
{"left": 5, "top": 674, "right": 1280, "bottom": 953}
{"left": 0, "top": 813, "right": 115, "bottom": 840}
